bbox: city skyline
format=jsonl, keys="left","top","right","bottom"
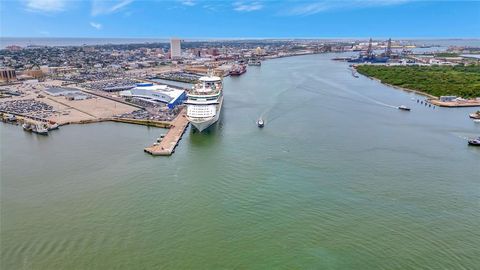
{"left": 1, "top": 0, "right": 479, "bottom": 38}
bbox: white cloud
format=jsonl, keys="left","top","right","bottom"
{"left": 286, "top": 0, "right": 413, "bottom": 16}
{"left": 202, "top": 4, "right": 218, "bottom": 12}
{"left": 179, "top": 0, "right": 196, "bottom": 6}
{"left": 91, "top": 0, "right": 134, "bottom": 16}
{"left": 24, "top": 0, "right": 67, "bottom": 12}
{"left": 233, "top": 1, "right": 263, "bottom": 12}
{"left": 90, "top": 22, "right": 103, "bottom": 30}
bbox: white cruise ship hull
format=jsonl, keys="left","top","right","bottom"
{"left": 188, "top": 96, "right": 223, "bottom": 132}
{"left": 190, "top": 115, "right": 218, "bottom": 132}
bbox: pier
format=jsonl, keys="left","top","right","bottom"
{"left": 144, "top": 108, "right": 189, "bottom": 156}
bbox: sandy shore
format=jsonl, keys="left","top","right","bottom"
{"left": 429, "top": 99, "right": 480, "bottom": 107}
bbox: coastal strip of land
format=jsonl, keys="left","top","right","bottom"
{"left": 355, "top": 65, "right": 480, "bottom": 107}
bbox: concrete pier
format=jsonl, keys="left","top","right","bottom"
{"left": 144, "top": 108, "right": 189, "bottom": 156}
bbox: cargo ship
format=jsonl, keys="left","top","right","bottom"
{"left": 229, "top": 64, "right": 247, "bottom": 76}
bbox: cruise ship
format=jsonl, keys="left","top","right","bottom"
{"left": 185, "top": 74, "right": 223, "bottom": 132}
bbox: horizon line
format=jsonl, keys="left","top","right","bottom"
{"left": 2, "top": 37, "right": 480, "bottom": 41}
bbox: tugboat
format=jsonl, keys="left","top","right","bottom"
{"left": 398, "top": 105, "right": 411, "bottom": 111}
{"left": 468, "top": 137, "right": 480, "bottom": 146}
{"left": 257, "top": 118, "right": 264, "bottom": 128}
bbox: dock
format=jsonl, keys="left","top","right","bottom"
{"left": 144, "top": 108, "right": 189, "bottom": 156}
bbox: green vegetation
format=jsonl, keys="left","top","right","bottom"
{"left": 433, "top": 52, "right": 460, "bottom": 57}
{"left": 356, "top": 65, "right": 480, "bottom": 98}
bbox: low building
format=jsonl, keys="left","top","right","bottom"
{"left": 44, "top": 87, "right": 83, "bottom": 96}
{"left": 24, "top": 69, "right": 44, "bottom": 79}
{"left": 119, "top": 83, "right": 186, "bottom": 109}
{"left": 440, "top": 96, "right": 458, "bottom": 102}
{"left": 65, "top": 93, "right": 88, "bottom": 100}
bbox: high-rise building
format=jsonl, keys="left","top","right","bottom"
{"left": 170, "top": 38, "right": 181, "bottom": 59}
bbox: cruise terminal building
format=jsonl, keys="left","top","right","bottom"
{"left": 119, "top": 83, "right": 186, "bottom": 109}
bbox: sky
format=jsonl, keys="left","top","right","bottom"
{"left": 1, "top": 0, "right": 479, "bottom": 38}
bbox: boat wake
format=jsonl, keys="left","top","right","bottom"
{"left": 258, "top": 72, "right": 307, "bottom": 124}
{"left": 305, "top": 74, "right": 399, "bottom": 109}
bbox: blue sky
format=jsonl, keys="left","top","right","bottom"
{"left": 1, "top": 0, "right": 479, "bottom": 38}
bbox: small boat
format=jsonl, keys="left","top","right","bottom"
{"left": 5, "top": 114, "right": 17, "bottom": 122}
{"left": 469, "top": 112, "right": 480, "bottom": 119}
{"left": 257, "top": 118, "right": 264, "bottom": 128}
{"left": 468, "top": 137, "right": 480, "bottom": 146}
{"left": 32, "top": 123, "right": 49, "bottom": 135}
{"left": 248, "top": 59, "right": 261, "bottom": 66}
{"left": 398, "top": 105, "right": 411, "bottom": 111}
{"left": 22, "top": 123, "right": 32, "bottom": 131}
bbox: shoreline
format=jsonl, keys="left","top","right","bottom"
{"left": 1, "top": 114, "right": 172, "bottom": 128}
{"left": 354, "top": 66, "right": 480, "bottom": 107}
{"left": 353, "top": 66, "right": 438, "bottom": 99}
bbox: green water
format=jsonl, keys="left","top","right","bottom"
{"left": 1, "top": 54, "right": 479, "bottom": 269}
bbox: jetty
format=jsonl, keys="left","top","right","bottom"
{"left": 144, "top": 108, "right": 189, "bottom": 156}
